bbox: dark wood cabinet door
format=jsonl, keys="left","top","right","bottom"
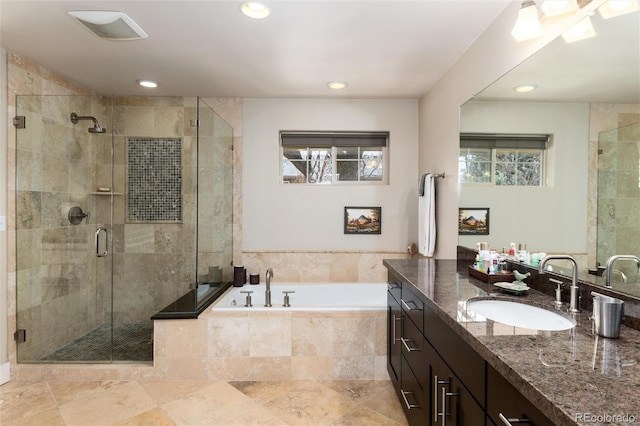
{"left": 486, "top": 365, "right": 554, "bottom": 426}
{"left": 388, "top": 291, "right": 402, "bottom": 389}
{"left": 430, "top": 345, "right": 485, "bottom": 426}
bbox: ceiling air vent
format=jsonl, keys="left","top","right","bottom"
{"left": 67, "top": 10, "right": 148, "bottom": 41}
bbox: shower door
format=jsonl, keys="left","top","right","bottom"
{"left": 14, "top": 95, "right": 115, "bottom": 362}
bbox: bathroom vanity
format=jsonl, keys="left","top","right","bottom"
{"left": 384, "top": 258, "right": 640, "bottom": 425}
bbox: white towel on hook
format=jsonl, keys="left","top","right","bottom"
{"left": 418, "top": 173, "right": 436, "bottom": 257}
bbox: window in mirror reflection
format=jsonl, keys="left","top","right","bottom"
{"left": 459, "top": 148, "right": 491, "bottom": 183}
{"left": 495, "top": 149, "right": 542, "bottom": 186}
{"left": 459, "top": 148, "right": 543, "bottom": 186}
{"left": 459, "top": 133, "right": 548, "bottom": 186}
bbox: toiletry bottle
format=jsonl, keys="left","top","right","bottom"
{"left": 482, "top": 251, "right": 491, "bottom": 273}
{"left": 509, "top": 243, "right": 516, "bottom": 258}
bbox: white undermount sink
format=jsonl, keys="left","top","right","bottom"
{"left": 466, "top": 298, "right": 576, "bottom": 331}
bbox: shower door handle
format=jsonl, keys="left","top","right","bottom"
{"left": 95, "top": 227, "right": 108, "bottom": 257}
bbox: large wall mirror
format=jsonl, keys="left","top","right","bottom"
{"left": 459, "top": 4, "right": 640, "bottom": 297}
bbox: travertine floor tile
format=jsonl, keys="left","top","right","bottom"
{"left": 160, "top": 381, "right": 258, "bottom": 425}
{"left": 262, "top": 380, "right": 358, "bottom": 426}
{"left": 138, "top": 380, "right": 211, "bottom": 406}
{"left": 58, "top": 381, "right": 157, "bottom": 426}
{"left": 0, "top": 382, "right": 58, "bottom": 425}
{"left": 114, "top": 407, "right": 176, "bottom": 426}
{"left": 330, "top": 405, "right": 405, "bottom": 426}
{"left": 1, "top": 378, "right": 407, "bottom": 426}
{"left": 229, "top": 380, "right": 303, "bottom": 404}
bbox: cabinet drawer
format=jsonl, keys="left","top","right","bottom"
{"left": 401, "top": 314, "right": 427, "bottom": 382}
{"left": 387, "top": 272, "right": 402, "bottom": 303}
{"left": 401, "top": 285, "right": 424, "bottom": 334}
{"left": 401, "top": 354, "right": 427, "bottom": 425}
{"left": 424, "top": 302, "right": 485, "bottom": 406}
{"left": 487, "top": 365, "right": 554, "bottom": 426}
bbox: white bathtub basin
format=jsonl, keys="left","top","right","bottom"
{"left": 466, "top": 298, "right": 576, "bottom": 331}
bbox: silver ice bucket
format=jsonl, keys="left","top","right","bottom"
{"left": 592, "top": 292, "right": 624, "bottom": 339}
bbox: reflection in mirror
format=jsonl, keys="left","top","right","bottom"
{"left": 459, "top": 4, "right": 640, "bottom": 297}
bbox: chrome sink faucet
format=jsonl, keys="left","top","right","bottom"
{"left": 265, "top": 268, "right": 273, "bottom": 307}
{"left": 605, "top": 255, "right": 640, "bottom": 288}
{"left": 539, "top": 255, "right": 580, "bottom": 313}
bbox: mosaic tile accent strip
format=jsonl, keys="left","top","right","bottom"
{"left": 127, "top": 137, "right": 182, "bottom": 222}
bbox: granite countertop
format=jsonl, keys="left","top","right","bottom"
{"left": 384, "top": 259, "right": 640, "bottom": 426}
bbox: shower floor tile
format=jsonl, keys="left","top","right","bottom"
{"left": 41, "top": 323, "right": 153, "bottom": 362}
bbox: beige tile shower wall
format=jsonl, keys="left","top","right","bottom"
{"left": 6, "top": 54, "right": 102, "bottom": 361}
{"left": 588, "top": 103, "right": 640, "bottom": 270}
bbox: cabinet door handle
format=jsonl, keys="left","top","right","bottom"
{"left": 401, "top": 337, "right": 421, "bottom": 352}
{"left": 498, "top": 413, "right": 531, "bottom": 425}
{"left": 441, "top": 387, "right": 459, "bottom": 426}
{"left": 401, "top": 298, "right": 421, "bottom": 311}
{"left": 388, "top": 282, "right": 401, "bottom": 290}
{"left": 433, "top": 375, "right": 450, "bottom": 423}
{"left": 400, "top": 389, "right": 420, "bottom": 410}
{"left": 392, "top": 314, "right": 402, "bottom": 343}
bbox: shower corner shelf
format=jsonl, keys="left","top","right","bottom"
{"left": 90, "top": 192, "right": 123, "bottom": 196}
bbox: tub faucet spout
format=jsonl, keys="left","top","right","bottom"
{"left": 265, "top": 268, "right": 273, "bottom": 307}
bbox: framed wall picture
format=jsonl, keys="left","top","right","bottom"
{"left": 344, "top": 206, "right": 381, "bottom": 234}
{"left": 458, "top": 208, "right": 489, "bottom": 235}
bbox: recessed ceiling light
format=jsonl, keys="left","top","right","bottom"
{"left": 513, "top": 83, "right": 538, "bottom": 93}
{"left": 137, "top": 79, "right": 158, "bottom": 88}
{"left": 241, "top": 2, "right": 271, "bottom": 19}
{"left": 327, "top": 81, "right": 349, "bottom": 90}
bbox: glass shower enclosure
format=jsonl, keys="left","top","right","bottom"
{"left": 596, "top": 121, "right": 640, "bottom": 291}
{"left": 14, "top": 95, "right": 233, "bottom": 363}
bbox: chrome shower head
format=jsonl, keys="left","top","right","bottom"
{"left": 70, "top": 112, "right": 107, "bottom": 134}
{"left": 89, "top": 124, "right": 106, "bottom": 134}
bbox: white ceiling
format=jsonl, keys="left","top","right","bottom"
{"left": 0, "top": 0, "right": 513, "bottom": 98}
{"left": 473, "top": 7, "right": 640, "bottom": 103}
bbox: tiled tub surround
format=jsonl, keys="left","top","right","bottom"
{"left": 384, "top": 259, "right": 640, "bottom": 425}
{"left": 11, "top": 285, "right": 388, "bottom": 382}
{"left": 202, "top": 290, "right": 388, "bottom": 381}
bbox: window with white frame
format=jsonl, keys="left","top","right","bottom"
{"left": 280, "top": 131, "right": 388, "bottom": 184}
{"left": 459, "top": 133, "right": 549, "bottom": 186}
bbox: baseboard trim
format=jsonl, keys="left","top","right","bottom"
{"left": 0, "top": 362, "right": 10, "bottom": 385}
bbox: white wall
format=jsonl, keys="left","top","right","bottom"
{"left": 243, "top": 99, "right": 418, "bottom": 251}
{"left": 459, "top": 101, "right": 589, "bottom": 253}
{"left": 419, "top": 1, "right": 601, "bottom": 259}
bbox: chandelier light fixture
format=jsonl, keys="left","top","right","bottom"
{"left": 598, "top": 0, "right": 639, "bottom": 18}
{"left": 512, "top": 0, "right": 543, "bottom": 42}
{"left": 541, "top": 0, "right": 579, "bottom": 17}
{"left": 561, "top": 15, "right": 597, "bottom": 43}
